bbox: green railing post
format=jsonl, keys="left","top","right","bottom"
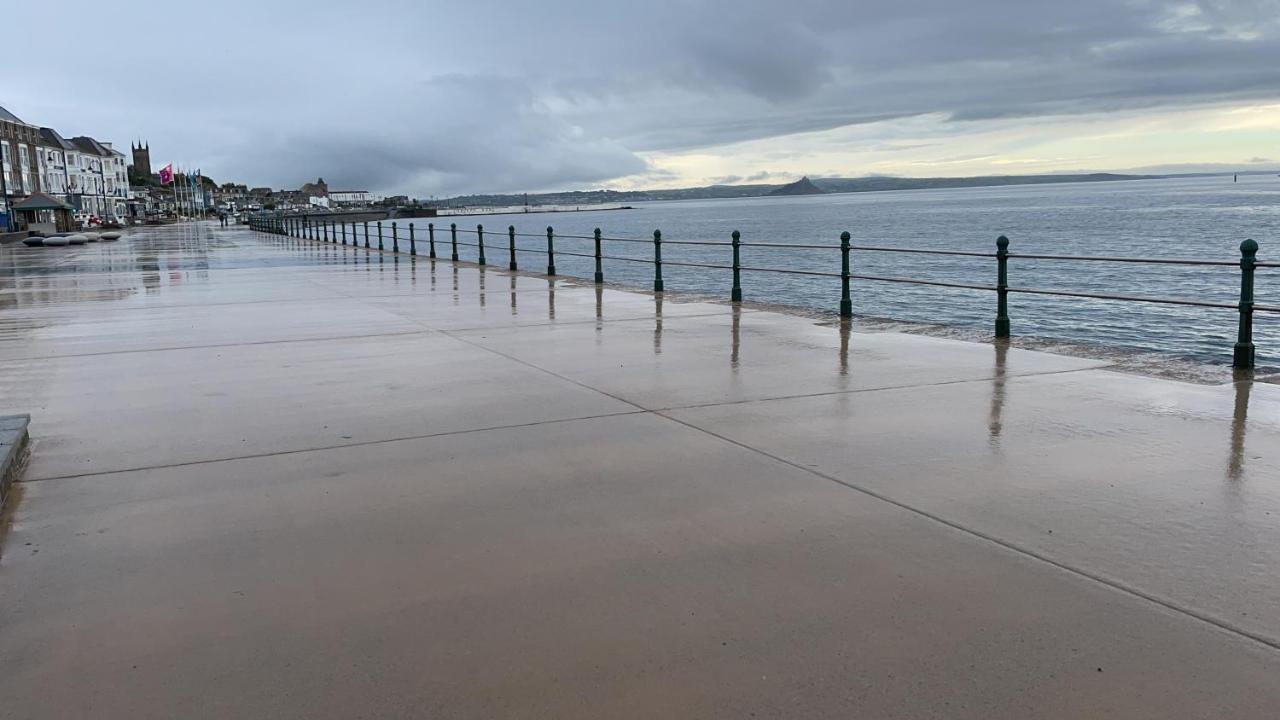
{"left": 1234, "top": 238, "right": 1258, "bottom": 369}
{"left": 839, "top": 231, "right": 852, "bottom": 317}
{"left": 392, "top": 222, "right": 400, "bottom": 253}
{"left": 323, "top": 221, "right": 329, "bottom": 243}
{"left": 450, "top": 223, "right": 459, "bottom": 261}
{"left": 409, "top": 223, "right": 417, "bottom": 255}
{"left": 996, "top": 235, "right": 1010, "bottom": 338}
{"left": 653, "top": 229, "right": 664, "bottom": 292}
{"left": 731, "top": 230, "right": 742, "bottom": 302}
{"left": 428, "top": 223, "right": 437, "bottom": 258}
{"left": 508, "top": 225, "right": 518, "bottom": 270}
{"left": 377, "top": 221, "right": 384, "bottom": 250}
{"left": 593, "top": 228, "right": 604, "bottom": 284}
{"left": 364, "top": 222, "right": 370, "bottom": 248}
{"left": 477, "top": 224, "right": 486, "bottom": 265}
{"left": 546, "top": 226, "right": 557, "bottom": 275}
{"left": 341, "top": 221, "right": 347, "bottom": 245}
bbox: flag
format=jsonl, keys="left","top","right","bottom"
{"left": 159, "top": 164, "right": 174, "bottom": 185}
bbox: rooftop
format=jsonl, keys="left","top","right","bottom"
{"left": 70, "top": 136, "right": 110, "bottom": 156}
{"left": 0, "top": 105, "right": 32, "bottom": 126}
{"left": 38, "top": 127, "right": 75, "bottom": 151}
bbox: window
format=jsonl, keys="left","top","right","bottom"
{"left": 19, "top": 146, "right": 29, "bottom": 167}
{"left": 1, "top": 141, "right": 9, "bottom": 164}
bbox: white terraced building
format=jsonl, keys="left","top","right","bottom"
{"left": 0, "top": 103, "right": 132, "bottom": 229}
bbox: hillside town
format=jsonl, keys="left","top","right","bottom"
{"left": 0, "top": 103, "right": 383, "bottom": 233}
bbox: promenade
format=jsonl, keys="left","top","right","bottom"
{"left": 2, "top": 221, "right": 1279, "bottom": 718}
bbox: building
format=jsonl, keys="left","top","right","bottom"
{"left": 131, "top": 141, "right": 151, "bottom": 176}
{"left": 37, "top": 128, "right": 75, "bottom": 197}
{"left": 0, "top": 103, "right": 133, "bottom": 228}
{"left": 70, "top": 136, "right": 129, "bottom": 219}
{"left": 0, "top": 105, "right": 43, "bottom": 229}
{"left": 329, "top": 190, "right": 375, "bottom": 205}
{"left": 299, "top": 177, "right": 328, "bottom": 197}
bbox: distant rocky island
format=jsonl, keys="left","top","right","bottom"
{"left": 766, "top": 176, "right": 825, "bottom": 196}
{"left": 437, "top": 172, "right": 1215, "bottom": 208}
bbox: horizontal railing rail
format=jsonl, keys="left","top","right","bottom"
{"left": 249, "top": 213, "right": 1270, "bottom": 369}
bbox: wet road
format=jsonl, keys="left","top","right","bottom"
{"left": 2, "top": 222, "right": 1279, "bottom": 718}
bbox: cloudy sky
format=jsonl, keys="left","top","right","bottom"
{"left": 7, "top": 1, "right": 1279, "bottom": 195}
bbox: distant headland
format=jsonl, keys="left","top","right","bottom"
{"left": 766, "top": 176, "right": 826, "bottom": 196}
{"left": 439, "top": 171, "right": 1271, "bottom": 209}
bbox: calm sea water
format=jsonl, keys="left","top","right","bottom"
{"left": 393, "top": 175, "right": 1280, "bottom": 365}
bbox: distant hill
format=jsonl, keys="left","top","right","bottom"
{"left": 435, "top": 172, "right": 1189, "bottom": 208}
{"left": 767, "top": 176, "right": 826, "bottom": 196}
{"left": 810, "top": 173, "right": 1156, "bottom": 194}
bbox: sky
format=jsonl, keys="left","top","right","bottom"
{"left": 6, "top": 1, "right": 1279, "bottom": 195}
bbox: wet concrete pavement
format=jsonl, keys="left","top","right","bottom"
{"left": 2, "top": 222, "right": 1280, "bottom": 718}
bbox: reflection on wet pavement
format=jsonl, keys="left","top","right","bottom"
{"left": 3, "top": 222, "right": 1280, "bottom": 719}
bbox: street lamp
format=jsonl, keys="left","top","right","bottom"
{"left": 95, "top": 147, "right": 112, "bottom": 224}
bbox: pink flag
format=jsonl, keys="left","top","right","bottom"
{"left": 159, "top": 164, "right": 174, "bottom": 185}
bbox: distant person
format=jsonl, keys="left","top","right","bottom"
{"left": 219, "top": 213, "right": 228, "bottom": 228}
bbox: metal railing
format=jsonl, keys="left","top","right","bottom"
{"left": 249, "top": 214, "right": 1272, "bottom": 369}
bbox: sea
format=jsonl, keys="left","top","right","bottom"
{"left": 384, "top": 174, "right": 1280, "bottom": 370}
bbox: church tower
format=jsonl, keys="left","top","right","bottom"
{"left": 131, "top": 141, "right": 152, "bottom": 176}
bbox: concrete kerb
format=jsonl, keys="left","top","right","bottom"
{"left": 0, "top": 414, "right": 31, "bottom": 509}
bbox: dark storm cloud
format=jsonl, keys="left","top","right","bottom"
{"left": 6, "top": 0, "right": 1279, "bottom": 193}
